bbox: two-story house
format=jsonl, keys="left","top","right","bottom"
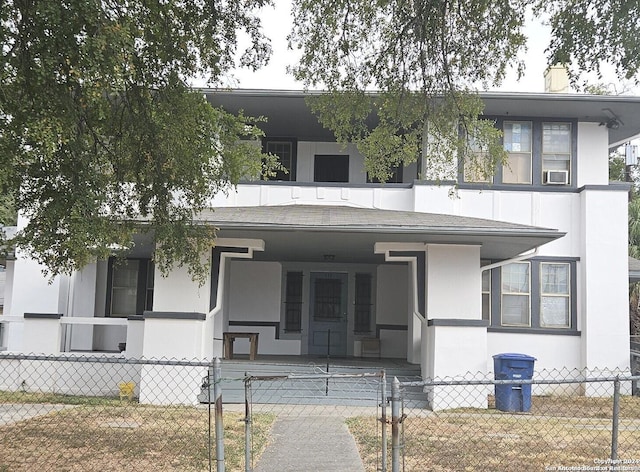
{"left": 2, "top": 86, "right": 640, "bottom": 407}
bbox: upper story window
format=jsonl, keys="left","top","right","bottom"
{"left": 464, "top": 137, "right": 492, "bottom": 183}
{"left": 461, "top": 119, "right": 575, "bottom": 188}
{"left": 314, "top": 154, "right": 349, "bottom": 182}
{"left": 263, "top": 139, "right": 297, "bottom": 181}
{"left": 367, "top": 164, "right": 404, "bottom": 183}
{"left": 542, "top": 123, "right": 571, "bottom": 184}
{"left": 502, "top": 121, "right": 532, "bottom": 184}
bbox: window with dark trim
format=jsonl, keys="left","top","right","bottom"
{"left": 461, "top": 119, "right": 576, "bottom": 187}
{"left": 354, "top": 273, "right": 372, "bottom": 333}
{"left": 503, "top": 121, "right": 533, "bottom": 184}
{"left": 481, "top": 262, "right": 491, "bottom": 322}
{"left": 284, "top": 271, "right": 303, "bottom": 332}
{"left": 542, "top": 123, "right": 571, "bottom": 185}
{"left": 106, "top": 258, "right": 154, "bottom": 317}
{"left": 263, "top": 138, "right": 297, "bottom": 181}
{"left": 314, "top": 154, "right": 349, "bottom": 183}
{"left": 485, "top": 259, "right": 577, "bottom": 332}
{"left": 367, "top": 164, "right": 404, "bottom": 183}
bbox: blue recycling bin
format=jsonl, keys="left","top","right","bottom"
{"left": 493, "top": 353, "right": 536, "bottom": 412}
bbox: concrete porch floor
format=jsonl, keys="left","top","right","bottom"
{"left": 219, "top": 354, "right": 420, "bottom": 373}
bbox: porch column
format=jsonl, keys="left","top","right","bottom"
{"left": 23, "top": 313, "right": 62, "bottom": 354}
{"left": 139, "top": 311, "right": 206, "bottom": 405}
{"left": 580, "top": 188, "right": 630, "bottom": 395}
{"left": 206, "top": 239, "right": 265, "bottom": 359}
{"left": 424, "top": 244, "right": 489, "bottom": 410}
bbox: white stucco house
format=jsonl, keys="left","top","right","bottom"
{"left": 2, "top": 83, "right": 640, "bottom": 406}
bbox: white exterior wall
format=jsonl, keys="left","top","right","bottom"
{"left": 580, "top": 189, "right": 630, "bottom": 375}
{"left": 227, "top": 260, "right": 300, "bottom": 355}
{"left": 153, "top": 256, "right": 211, "bottom": 314}
{"left": 5, "top": 252, "right": 65, "bottom": 351}
{"left": 423, "top": 244, "right": 488, "bottom": 409}
{"left": 376, "top": 264, "right": 408, "bottom": 324}
{"left": 576, "top": 123, "right": 609, "bottom": 186}
{"left": 376, "top": 264, "right": 409, "bottom": 358}
{"left": 66, "top": 264, "right": 98, "bottom": 351}
{"left": 2, "top": 260, "right": 14, "bottom": 315}
{"left": 425, "top": 245, "right": 481, "bottom": 320}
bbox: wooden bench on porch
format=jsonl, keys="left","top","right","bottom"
{"left": 223, "top": 332, "right": 259, "bottom": 360}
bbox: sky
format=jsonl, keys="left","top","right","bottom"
{"left": 228, "top": 3, "right": 553, "bottom": 94}
{"left": 226, "top": 3, "right": 632, "bottom": 95}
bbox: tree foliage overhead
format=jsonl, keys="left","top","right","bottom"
{"left": 289, "top": 0, "right": 528, "bottom": 181}
{"left": 0, "top": 0, "right": 273, "bottom": 281}
{"left": 2, "top": 0, "right": 639, "bottom": 281}
{"left": 289, "top": 0, "right": 640, "bottom": 182}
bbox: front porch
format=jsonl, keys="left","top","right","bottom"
{"left": 198, "top": 354, "right": 425, "bottom": 406}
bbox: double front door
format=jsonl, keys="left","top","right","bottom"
{"left": 308, "top": 272, "right": 348, "bottom": 356}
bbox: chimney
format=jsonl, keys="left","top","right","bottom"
{"left": 544, "top": 65, "right": 570, "bottom": 93}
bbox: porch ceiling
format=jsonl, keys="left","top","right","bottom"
{"left": 199, "top": 205, "right": 563, "bottom": 263}
{"left": 208, "top": 89, "right": 640, "bottom": 148}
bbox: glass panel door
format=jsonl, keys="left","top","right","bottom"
{"left": 308, "top": 272, "right": 348, "bottom": 356}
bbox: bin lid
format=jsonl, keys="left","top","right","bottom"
{"left": 492, "top": 353, "right": 537, "bottom": 361}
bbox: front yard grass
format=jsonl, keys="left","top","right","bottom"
{"left": 0, "top": 391, "right": 274, "bottom": 471}
{"left": 347, "top": 395, "right": 640, "bottom": 471}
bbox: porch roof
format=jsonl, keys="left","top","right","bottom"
{"left": 198, "top": 205, "right": 564, "bottom": 262}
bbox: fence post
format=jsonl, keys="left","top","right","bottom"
{"left": 391, "top": 376, "right": 401, "bottom": 472}
{"left": 381, "top": 369, "right": 387, "bottom": 472}
{"left": 244, "top": 373, "right": 252, "bottom": 472}
{"left": 214, "top": 357, "right": 225, "bottom": 472}
{"left": 611, "top": 376, "right": 621, "bottom": 461}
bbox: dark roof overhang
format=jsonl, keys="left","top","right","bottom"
{"left": 205, "top": 89, "right": 640, "bottom": 149}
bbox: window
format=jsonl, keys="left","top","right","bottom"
{"left": 264, "top": 139, "right": 296, "bottom": 181}
{"left": 462, "top": 119, "right": 575, "bottom": 187}
{"left": 464, "top": 137, "right": 493, "bottom": 183}
{"left": 542, "top": 123, "right": 571, "bottom": 184}
{"left": 107, "top": 258, "right": 154, "bottom": 317}
{"left": 284, "top": 271, "right": 303, "bottom": 332}
{"left": 502, "top": 122, "right": 532, "bottom": 184}
{"left": 540, "top": 263, "right": 570, "bottom": 327}
{"left": 488, "top": 259, "right": 576, "bottom": 331}
{"left": 367, "top": 164, "right": 404, "bottom": 183}
{"left": 354, "top": 273, "right": 372, "bottom": 333}
{"left": 314, "top": 278, "right": 343, "bottom": 319}
{"left": 501, "top": 262, "right": 530, "bottom": 326}
{"left": 314, "top": 154, "right": 349, "bottom": 183}
{"left": 481, "top": 267, "right": 491, "bottom": 322}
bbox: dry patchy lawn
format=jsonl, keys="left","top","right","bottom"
{"left": 347, "top": 395, "right": 640, "bottom": 471}
{"left": 0, "top": 392, "right": 274, "bottom": 472}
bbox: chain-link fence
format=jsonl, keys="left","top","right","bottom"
{"left": 0, "top": 353, "right": 222, "bottom": 472}
{"left": 3, "top": 354, "right": 640, "bottom": 472}
{"left": 382, "top": 370, "right": 640, "bottom": 472}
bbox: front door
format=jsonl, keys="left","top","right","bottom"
{"left": 308, "top": 272, "right": 348, "bottom": 356}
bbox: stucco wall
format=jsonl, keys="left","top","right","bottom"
{"left": 376, "top": 264, "right": 408, "bottom": 325}
{"left": 228, "top": 261, "right": 281, "bottom": 322}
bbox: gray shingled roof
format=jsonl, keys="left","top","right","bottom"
{"left": 197, "top": 205, "right": 560, "bottom": 237}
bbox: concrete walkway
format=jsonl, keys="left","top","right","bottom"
{"left": 254, "top": 414, "right": 366, "bottom": 472}
{"left": 0, "top": 404, "right": 75, "bottom": 425}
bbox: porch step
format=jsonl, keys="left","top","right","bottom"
{"left": 197, "top": 358, "right": 429, "bottom": 408}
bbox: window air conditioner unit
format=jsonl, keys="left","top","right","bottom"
{"left": 543, "top": 170, "right": 569, "bottom": 185}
